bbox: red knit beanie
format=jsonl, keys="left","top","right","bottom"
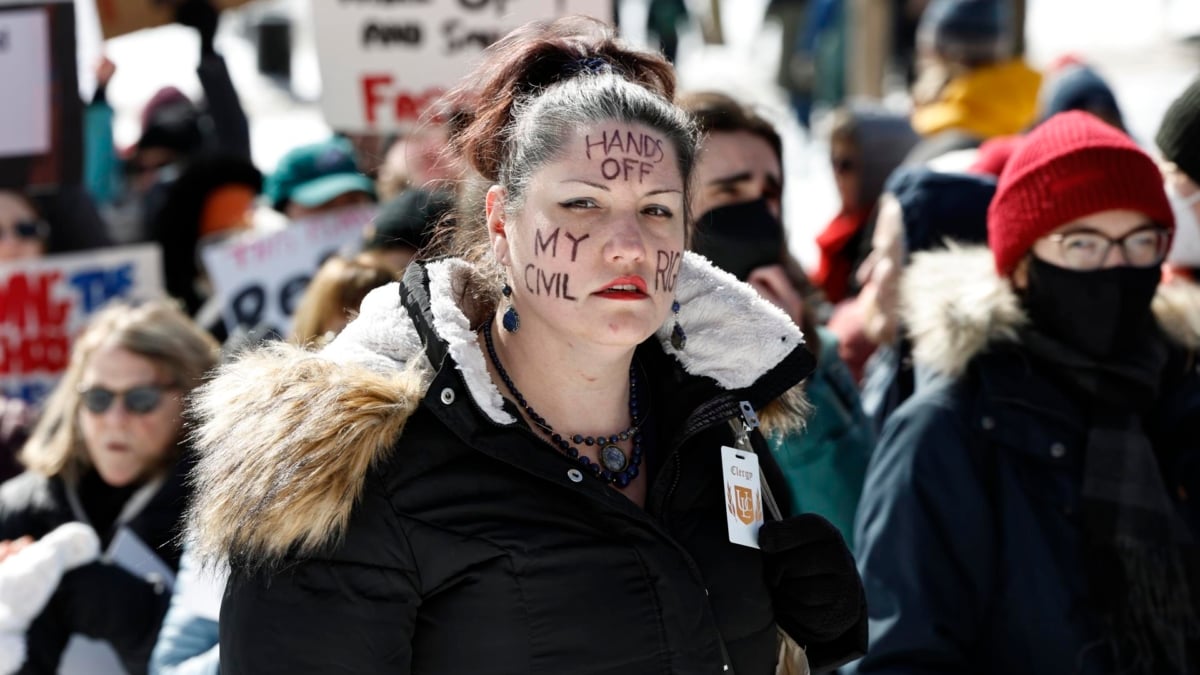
{"left": 987, "top": 110, "right": 1174, "bottom": 275}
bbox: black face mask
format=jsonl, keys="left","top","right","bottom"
{"left": 1022, "top": 256, "right": 1161, "bottom": 360}
{"left": 691, "top": 198, "right": 786, "bottom": 281}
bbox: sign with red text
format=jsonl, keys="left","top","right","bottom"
{"left": 0, "top": 0, "right": 81, "bottom": 189}
{"left": 0, "top": 244, "right": 164, "bottom": 405}
{"left": 311, "top": 0, "right": 612, "bottom": 133}
{"left": 200, "top": 204, "right": 377, "bottom": 338}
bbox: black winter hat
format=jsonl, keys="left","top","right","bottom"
{"left": 1039, "top": 65, "right": 1125, "bottom": 132}
{"left": 365, "top": 188, "right": 454, "bottom": 251}
{"left": 1156, "top": 77, "right": 1200, "bottom": 184}
{"left": 885, "top": 165, "right": 995, "bottom": 258}
{"left": 917, "top": 0, "right": 1012, "bottom": 67}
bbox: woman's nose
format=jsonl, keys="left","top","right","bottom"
{"left": 605, "top": 214, "right": 647, "bottom": 263}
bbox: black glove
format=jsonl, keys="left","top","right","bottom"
{"left": 759, "top": 514, "right": 866, "bottom": 657}
{"left": 176, "top": 0, "right": 219, "bottom": 55}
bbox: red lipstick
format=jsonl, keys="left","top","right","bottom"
{"left": 595, "top": 275, "right": 649, "bottom": 300}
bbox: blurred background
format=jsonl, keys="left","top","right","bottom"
{"left": 88, "top": 0, "right": 1200, "bottom": 267}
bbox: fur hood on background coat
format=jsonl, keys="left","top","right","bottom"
{"left": 186, "top": 253, "right": 809, "bottom": 565}
{"left": 900, "top": 245, "right": 1200, "bottom": 379}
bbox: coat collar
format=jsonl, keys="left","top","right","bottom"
{"left": 327, "top": 253, "right": 808, "bottom": 425}
{"left": 900, "top": 245, "right": 1200, "bottom": 378}
{"left": 188, "top": 253, "right": 810, "bottom": 565}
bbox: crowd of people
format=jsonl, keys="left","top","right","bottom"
{"left": 1, "top": 0, "right": 1199, "bottom": 673}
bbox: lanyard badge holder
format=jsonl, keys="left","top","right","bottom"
{"left": 721, "top": 401, "right": 782, "bottom": 548}
{"left": 725, "top": 403, "right": 812, "bottom": 675}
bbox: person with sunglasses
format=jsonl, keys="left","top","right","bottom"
{"left": 0, "top": 191, "right": 49, "bottom": 264}
{"left": 0, "top": 301, "right": 219, "bottom": 674}
{"left": 847, "top": 111, "right": 1200, "bottom": 675}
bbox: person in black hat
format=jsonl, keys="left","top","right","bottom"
{"left": 359, "top": 187, "right": 454, "bottom": 274}
{"left": 849, "top": 166, "right": 995, "bottom": 433}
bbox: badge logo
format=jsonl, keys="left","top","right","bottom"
{"left": 727, "top": 484, "right": 762, "bottom": 525}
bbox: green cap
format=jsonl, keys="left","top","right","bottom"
{"left": 265, "top": 137, "right": 377, "bottom": 212}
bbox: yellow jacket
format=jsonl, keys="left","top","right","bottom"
{"left": 912, "top": 60, "right": 1043, "bottom": 140}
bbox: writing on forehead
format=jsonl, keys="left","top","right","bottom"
{"left": 584, "top": 129, "right": 666, "bottom": 184}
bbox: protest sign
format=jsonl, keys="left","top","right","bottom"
{"left": 0, "top": 244, "right": 164, "bottom": 404}
{"left": 201, "top": 204, "right": 377, "bottom": 339}
{"left": 0, "top": 0, "right": 81, "bottom": 190}
{"left": 311, "top": 0, "right": 611, "bottom": 133}
{"left": 94, "top": 0, "right": 256, "bottom": 39}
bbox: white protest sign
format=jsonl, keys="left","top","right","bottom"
{"left": 0, "top": 7, "right": 50, "bottom": 156}
{"left": 0, "top": 244, "right": 164, "bottom": 405}
{"left": 311, "top": 0, "right": 612, "bottom": 133}
{"left": 201, "top": 204, "right": 378, "bottom": 338}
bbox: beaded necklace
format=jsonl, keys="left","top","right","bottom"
{"left": 482, "top": 320, "right": 644, "bottom": 488}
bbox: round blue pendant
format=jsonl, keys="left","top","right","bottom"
{"left": 600, "top": 444, "right": 628, "bottom": 472}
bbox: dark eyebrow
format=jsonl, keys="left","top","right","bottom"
{"left": 562, "top": 179, "right": 610, "bottom": 191}
{"left": 563, "top": 180, "right": 682, "bottom": 197}
{"left": 708, "top": 171, "right": 753, "bottom": 187}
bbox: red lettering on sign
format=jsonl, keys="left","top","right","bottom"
{"left": 0, "top": 271, "right": 69, "bottom": 330}
{"left": 359, "top": 74, "right": 446, "bottom": 128}
{"left": 0, "top": 271, "right": 71, "bottom": 376}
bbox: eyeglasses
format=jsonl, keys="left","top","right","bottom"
{"left": 78, "top": 385, "right": 174, "bottom": 415}
{"left": 1046, "top": 225, "right": 1171, "bottom": 271}
{"left": 0, "top": 220, "right": 48, "bottom": 241}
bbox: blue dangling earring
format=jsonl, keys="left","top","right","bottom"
{"left": 502, "top": 284, "right": 520, "bottom": 332}
{"left": 670, "top": 300, "right": 686, "bottom": 350}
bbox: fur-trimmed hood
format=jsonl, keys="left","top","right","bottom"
{"left": 187, "top": 253, "right": 808, "bottom": 564}
{"left": 901, "top": 245, "right": 1200, "bottom": 378}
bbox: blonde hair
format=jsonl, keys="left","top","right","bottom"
{"left": 19, "top": 300, "right": 220, "bottom": 478}
{"left": 290, "top": 255, "right": 398, "bottom": 347}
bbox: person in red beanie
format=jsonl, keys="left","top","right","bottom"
{"left": 847, "top": 111, "right": 1200, "bottom": 675}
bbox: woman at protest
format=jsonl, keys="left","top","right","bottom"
{"left": 186, "top": 17, "right": 866, "bottom": 674}
{"left": 0, "top": 301, "right": 219, "bottom": 674}
{"left": 848, "top": 112, "right": 1200, "bottom": 674}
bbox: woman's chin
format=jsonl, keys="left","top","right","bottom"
{"left": 93, "top": 461, "right": 142, "bottom": 489}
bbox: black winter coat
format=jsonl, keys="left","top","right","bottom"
{"left": 0, "top": 456, "right": 192, "bottom": 674}
{"left": 846, "top": 248, "right": 1200, "bottom": 675}
{"left": 188, "top": 255, "right": 867, "bottom": 675}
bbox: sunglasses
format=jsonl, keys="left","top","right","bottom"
{"left": 0, "top": 220, "right": 48, "bottom": 241}
{"left": 79, "top": 385, "right": 174, "bottom": 415}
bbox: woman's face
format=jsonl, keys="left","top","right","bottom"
{"left": 0, "top": 191, "right": 45, "bottom": 263}
{"left": 489, "top": 120, "right": 686, "bottom": 349}
{"left": 78, "top": 344, "right": 183, "bottom": 487}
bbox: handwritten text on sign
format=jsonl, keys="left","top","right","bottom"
{"left": 0, "top": 245, "right": 164, "bottom": 404}
{"left": 201, "top": 204, "right": 378, "bottom": 338}
{"left": 312, "top": 0, "right": 610, "bottom": 132}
